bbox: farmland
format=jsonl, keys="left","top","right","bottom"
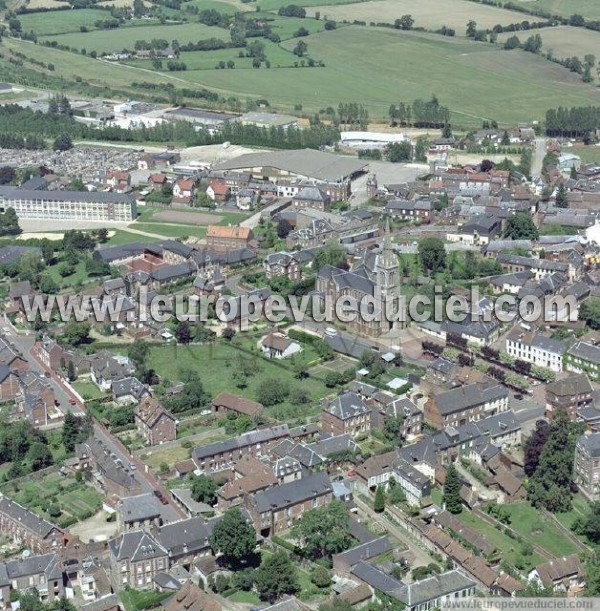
{"left": 497, "top": 26, "right": 600, "bottom": 67}
{"left": 306, "top": 0, "right": 544, "bottom": 32}
{"left": 18, "top": 9, "right": 112, "bottom": 36}
{"left": 513, "top": 0, "right": 600, "bottom": 20}
{"left": 188, "top": 27, "right": 600, "bottom": 123}
{"left": 43, "top": 22, "right": 229, "bottom": 53}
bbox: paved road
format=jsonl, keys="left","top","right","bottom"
{"left": 1, "top": 319, "right": 185, "bottom": 523}
{"left": 532, "top": 137, "right": 547, "bottom": 180}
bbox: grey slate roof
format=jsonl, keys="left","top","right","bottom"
{"left": 0, "top": 496, "right": 61, "bottom": 538}
{"left": 352, "top": 561, "right": 405, "bottom": 593}
{"left": 158, "top": 517, "right": 211, "bottom": 556}
{"left": 4, "top": 552, "right": 62, "bottom": 582}
{"left": 577, "top": 432, "right": 600, "bottom": 458}
{"left": 334, "top": 536, "right": 392, "bottom": 568}
{"left": 120, "top": 493, "right": 162, "bottom": 523}
{"left": 0, "top": 185, "right": 134, "bottom": 203}
{"left": 109, "top": 529, "right": 167, "bottom": 562}
{"left": 0, "top": 246, "right": 42, "bottom": 266}
{"left": 434, "top": 383, "right": 508, "bottom": 415}
{"left": 326, "top": 391, "right": 370, "bottom": 420}
{"left": 393, "top": 570, "right": 476, "bottom": 606}
{"left": 567, "top": 342, "right": 600, "bottom": 365}
{"left": 251, "top": 471, "right": 332, "bottom": 513}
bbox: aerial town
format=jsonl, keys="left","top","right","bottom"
{"left": 0, "top": 0, "right": 600, "bottom": 609}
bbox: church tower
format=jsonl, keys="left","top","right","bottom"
{"left": 375, "top": 217, "right": 400, "bottom": 300}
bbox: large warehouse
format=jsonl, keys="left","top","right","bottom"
{"left": 0, "top": 187, "right": 137, "bottom": 222}
{"left": 213, "top": 148, "right": 368, "bottom": 184}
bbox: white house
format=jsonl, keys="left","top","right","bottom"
{"left": 505, "top": 331, "right": 565, "bottom": 372}
{"left": 260, "top": 332, "right": 302, "bottom": 359}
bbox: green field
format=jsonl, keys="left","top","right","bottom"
{"left": 43, "top": 22, "right": 229, "bottom": 52}
{"left": 514, "top": 0, "right": 600, "bottom": 20}
{"left": 132, "top": 222, "right": 207, "bottom": 238}
{"left": 570, "top": 144, "right": 600, "bottom": 165}
{"left": 188, "top": 27, "right": 600, "bottom": 123}
{"left": 256, "top": 0, "right": 368, "bottom": 12}
{"left": 256, "top": 13, "right": 327, "bottom": 39}
{"left": 105, "top": 229, "right": 163, "bottom": 245}
{"left": 185, "top": 0, "right": 251, "bottom": 13}
{"left": 501, "top": 503, "right": 581, "bottom": 558}
{"left": 148, "top": 339, "right": 330, "bottom": 420}
{"left": 18, "top": 9, "right": 113, "bottom": 36}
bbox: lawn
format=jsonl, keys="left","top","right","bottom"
{"left": 72, "top": 379, "right": 106, "bottom": 401}
{"left": 42, "top": 22, "right": 230, "bottom": 53}
{"left": 502, "top": 502, "right": 582, "bottom": 557}
{"left": 570, "top": 144, "right": 600, "bottom": 166}
{"left": 553, "top": 495, "right": 590, "bottom": 531}
{"left": 184, "top": 26, "right": 600, "bottom": 124}
{"left": 105, "top": 229, "right": 162, "bottom": 246}
{"left": 227, "top": 591, "right": 261, "bottom": 604}
{"left": 120, "top": 589, "right": 171, "bottom": 611}
{"left": 456, "top": 509, "right": 544, "bottom": 570}
{"left": 132, "top": 222, "right": 207, "bottom": 239}
{"left": 142, "top": 442, "right": 193, "bottom": 470}
{"left": 18, "top": 9, "right": 113, "bottom": 36}
{"left": 147, "top": 338, "right": 330, "bottom": 421}
{"left": 46, "top": 258, "right": 90, "bottom": 287}
{"left": 306, "top": 0, "right": 545, "bottom": 32}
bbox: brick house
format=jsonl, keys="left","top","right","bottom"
{"left": 105, "top": 171, "right": 131, "bottom": 193}
{"left": 0, "top": 337, "right": 28, "bottom": 372}
{"left": 528, "top": 555, "right": 585, "bottom": 594}
{"left": 0, "top": 496, "right": 65, "bottom": 554}
{"left": 211, "top": 392, "right": 263, "bottom": 420}
{"left": 264, "top": 252, "right": 302, "bottom": 280}
{"left": 38, "top": 339, "right": 66, "bottom": 372}
{"left": 0, "top": 553, "right": 64, "bottom": 607}
{"left": 292, "top": 185, "right": 331, "bottom": 212}
{"left": 217, "top": 458, "right": 277, "bottom": 511}
{"left": 246, "top": 471, "right": 332, "bottom": 537}
{"left": 108, "top": 530, "right": 169, "bottom": 589}
{"left": 206, "top": 180, "right": 230, "bottom": 202}
{"left": 321, "top": 391, "right": 371, "bottom": 438}
{"left": 0, "top": 364, "right": 19, "bottom": 401}
{"left": 172, "top": 178, "right": 196, "bottom": 205}
{"left": 206, "top": 226, "right": 254, "bottom": 252}
{"left": 545, "top": 374, "right": 593, "bottom": 420}
{"left": 192, "top": 425, "right": 289, "bottom": 472}
{"left": 424, "top": 382, "right": 509, "bottom": 429}
{"left": 134, "top": 396, "right": 177, "bottom": 445}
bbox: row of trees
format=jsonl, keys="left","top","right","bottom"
{"left": 389, "top": 95, "right": 450, "bottom": 128}
{"left": 545, "top": 105, "right": 600, "bottom": 137}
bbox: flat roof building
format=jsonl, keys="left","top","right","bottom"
{"left": 0, "top": 186, "right": 136, "bottom": 222}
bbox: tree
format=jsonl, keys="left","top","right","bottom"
{"left": 528, "top": 407, "right": 580, "bottom": 512}
{"left": 555, "top": 184, "right": 568, "bottom": 208}
{"left": 128, "top": 339, "right": 149, "bottom": 370}
{"left": 255, "top": 552, "right": 299, "bottom": 602}
{"left": 277, "top": 219, "right": 293, "bottom": 238}
{"left": 504, "top": 35, "right": 521, "bottom": 49}
{"left": 97, "top": 227, "right": 109, "bottom": 243}
{"left": 501, "top": 130, "right": 510, "bottom": 146}
{"left": 311, "top": 565, "right": 332, "bottom": 588}
{"left": 0, "top": 207, "right": 22, "bottom": 236}
{"left": 53, "top": 132, "right": 73, "bottom": 152}
{"left": 324, "top": 20, "right": 336, "bottom": 30}
{"left": 524, "top": 420, "right": 550, "bottom": 477}
{"left": 292, "top": 500, "right": 353, "bottom": 559}
{"left": 313, "top": 241, "right": 347, "bottom": 271}
{"left": 580, "top": 297, "right": 600, "bottom": 330}
{"left": 573, "top": 501, "right": 600, "bottom": 544}
{"left": 190, "top": 474, "right": 218, "bottom": 505}
{"left": 442, "top": 123, "right": 452, "bottom": 139}
{"left": 374, "top": 484, "right": 385, "bottom": 513}
{"left": 293, "top": 40, "right": 307, "bottom": 57}
{"left": 503, "top": 212, "right": 539, "bottom": 240}
{"left": 480, "top": 158, "right": 494, "bottom": 172}
{"left": 209, "top": 507, "right": 256, "bottom": 565}
{"left": 386, "top": 141, "right": 412, "bottom": 162}
{"left": 62, "top": 412, "right": 80, "bottom": 453}
{"left": 394, "top": 14, "right": 414, "bottom": 30}
{"left": 62, "top": 321, "right": 91, "bottom": 347}
{"left": 418, "top": 237, "right": 446, "bottom": 274}
{"left": 27, "top": 441, "right": 53, "bottom": 471}
{"left": 442, "top": 463, "right": 462, "bottom": 514}
{"left": 176, "top": 321, "right": 192, "bottom": 344}
{"left": 466, "top": 20, "right": 477, "bottom": 37}
{"left": 256, "top": 377, "right": 289, "bottom": 406}
{"left": 0, "top": 166, "right": 15, "bottom": 185}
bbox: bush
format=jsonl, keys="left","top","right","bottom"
{"left": 311, "top": 565, "right": 331, "bottom": 588}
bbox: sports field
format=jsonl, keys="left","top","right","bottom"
{"left": 307, "top": 0, "right": 543, "bottom": 32}
{"left": 43, "top": 22, "right": 229, "bottom": 52}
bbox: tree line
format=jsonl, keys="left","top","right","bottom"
{"left": 545, "top": 105, "right": 600, "bottom": 137}
{"left": 389, "top": 95, "right": 450, "bottom": 128}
